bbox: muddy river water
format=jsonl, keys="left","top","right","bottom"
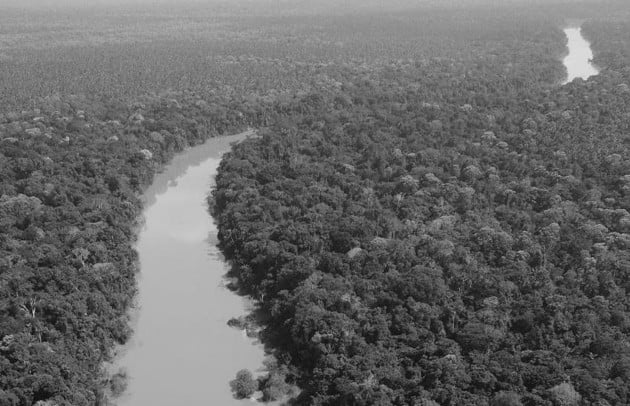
{"left": 113, "top": 131, "right": 266, "bottom": 405}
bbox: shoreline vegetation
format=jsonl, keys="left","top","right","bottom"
{"left": 1, "top": 1, "right": 630, "bottom": 405}
{"left": 107, "top": 130, "right": 266, "bottom": 406}
{"left": 0, "top": 90, "right": 262, "bottom": 405}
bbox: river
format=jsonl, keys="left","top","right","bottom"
{"left": 111, "top": 131, "right": 266, "bottom": 406}
{"left": 108, "top": 26, "right": 599, "bottom": 406}
{"left": 562, "top": 26, "right": 599, "bottom": 84}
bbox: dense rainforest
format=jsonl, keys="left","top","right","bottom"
{"left": 1, "top": 0, "right": 630, "bottom": 405}
{"left": 213, "top": 4, "right": 630, "bottom": 406}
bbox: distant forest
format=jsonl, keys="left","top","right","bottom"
{"left": 1, "top": 1, "right": 630, "bottom": 405}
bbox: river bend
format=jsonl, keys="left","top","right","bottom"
{"left": 113, "top": 131, "right": 264, "bottom": 406}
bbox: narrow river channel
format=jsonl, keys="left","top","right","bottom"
{"left": 562, "top": 26, "right": 599, "bottom": 83}
{"left": 112, "top": 131, "right": 266, "bottom": 406}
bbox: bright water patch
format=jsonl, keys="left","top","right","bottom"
{"left": 562, "top": 27, "right": 599, "bottom": 84}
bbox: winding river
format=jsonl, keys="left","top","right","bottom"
{"left": 562, "top": 26, "right": 599, "bottom": 83}
{"left": 108, "top": 25, "right": 599, "bottom": 405}
{"left": 112, "top": 131, "right": 266, "bottom": 406}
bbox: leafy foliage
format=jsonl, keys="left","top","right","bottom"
{"left": 0, "top": 91, "right": 263, "bottom": 405}
{"left": 230, "top": 369, "right": 258, "bottom": 399}
{"left": 2, "top": 0, "right": 630, "bottom": 404}
{"left": 214, "top": 4, "right": 630, "bottom": 405}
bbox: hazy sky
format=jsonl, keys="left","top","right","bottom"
{"left": 0, "top": 0, "right": 604, "bottom": 7}
{"left": 0, "top": 0, "right": 620, "bottom": 14}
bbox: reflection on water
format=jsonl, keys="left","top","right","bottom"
{"left": 112, "top": 131, "right": 267, "bottom": 406}
{"left": 563, "top": 27, "right": 599, "bottom": 84}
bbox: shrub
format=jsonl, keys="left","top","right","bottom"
{"left": 230, "top": 369, "right": 258, "bottom": 399}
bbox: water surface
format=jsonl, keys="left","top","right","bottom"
{"left": 113, "top": 131, "right": 265, "bottom": 406}
{"left": 562, "top": 27, "right": 599, "bottom": 84}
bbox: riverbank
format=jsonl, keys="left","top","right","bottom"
{"left": 0, "top": 91, "right": 266, "bottom": 405}
{"left": 109, "top": 130, "right": 271, "bottom": 406}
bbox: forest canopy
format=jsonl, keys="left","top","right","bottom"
{"left": 213, "top": 3, "right": 630, "bottom": 406}
{"left": 1, "top": 0, "right": 630, "bottom": 405}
